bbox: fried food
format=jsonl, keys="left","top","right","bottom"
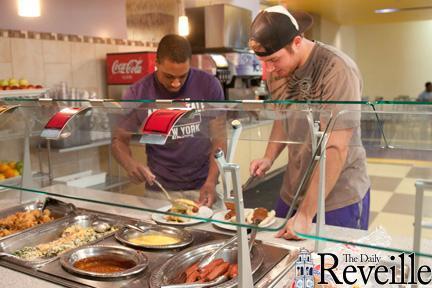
{"left": 164, "top": 198, "right": 199, "bottom": 223}
{"left": 0, "top": 209, "right": 54, "bottom": 238}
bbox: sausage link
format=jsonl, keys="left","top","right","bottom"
{"left": 205, "top": 262, "right": 230, "bottom": 281}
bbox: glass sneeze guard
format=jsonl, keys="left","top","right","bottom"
{"left": 291, "top": 101, "right": 432, "bottom": 259}
{"left": 0, "top": 98, "right": 331, "bottom": 234}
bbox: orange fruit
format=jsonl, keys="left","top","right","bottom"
{"left": 0, "top": 174, "right": 5, "bottom": 181}
{"left": 0, "top": 163, "right": 7, "bottom": 172}
{"left": 4, "top": 168, "right": 18, "bottom": 178}
{"left": 8, "top": 161, "right": 16, "bottom": 169}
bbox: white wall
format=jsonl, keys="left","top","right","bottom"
{"left": 355, "top": 20, "right": 432, "bottom": 100}
{"left": 0, "top": 0, "right": 127, "bottom": 39}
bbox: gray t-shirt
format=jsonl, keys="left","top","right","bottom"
{"left": 268, "top": 42, "right": 370, "bottom": 211}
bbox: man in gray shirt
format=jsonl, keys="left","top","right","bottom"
{"left": 417, "top": 82, "right": 432, "bottom": 102}
{"left": 248, "top": 5, "right": 370, "bottom": 240}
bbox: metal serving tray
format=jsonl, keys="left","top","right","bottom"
{"left": 149, "top": 240, "right": 264, "bottom": 288}
{"left": 115, "top": 223, "right": 194, "bottom": 249}
{"left": 60, "top": 245, "right": 149, "bottom": 279}
{"left": 0, "top": 197, "right": 75, "bottom": 241}
{"left": 0, "top": 213, "right": 124, "bottom": 268}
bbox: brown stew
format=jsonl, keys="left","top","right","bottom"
{"left": 73, "top": 255, "right": 136, "bottom": 274}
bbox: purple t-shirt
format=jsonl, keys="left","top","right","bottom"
{"left": 123, "top": 68, "right": 224, "bottom": 190}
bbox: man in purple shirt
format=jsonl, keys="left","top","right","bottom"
{"left": 112, "top": 34, "right": 225, "bottom": 207}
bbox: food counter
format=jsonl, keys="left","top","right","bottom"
{"left": 0, "top": 185, "right": 307, "bottom": 288}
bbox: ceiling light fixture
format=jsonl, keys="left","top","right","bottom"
{"left": 17, "top": 0, "right": 41, "bottom": 17}
{"left": 375, "top": 6, "right": 432, "bottom": 14}
{"left": 375, "top": 8, "right": 400, "bottom": 14}
{"left": 177, "top": 0, "right": 189, "bottom": 36}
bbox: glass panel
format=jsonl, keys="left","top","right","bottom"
{"left": 0, "top": 99, "right": 332, "bottom": 232}
{"left": 292, "top": 102, "right": 432, "bottom": 258}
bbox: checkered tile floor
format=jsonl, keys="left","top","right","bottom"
{"left": 367, "top": 159, "right": 432, "bottom": 240}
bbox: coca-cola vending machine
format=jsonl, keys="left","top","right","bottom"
{"left": 106, "top": 52, "right": 156, "bottom": 99}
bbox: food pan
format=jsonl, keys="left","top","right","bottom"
{"left": 0, "top": 197, "right": 75, "bottom": 240}
{"left": 149, "top": 239, "right": 264, "bottom": 288}
{"left": 115, "top": 223, "right": 193, "bottom": 249}
{"left": 60, "top": 245, "right": 148, "bottom": 279}
{"left": 0, "top": 213, "right": 122, "bottom": 268}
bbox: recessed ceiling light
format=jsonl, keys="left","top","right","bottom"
{"left": 375, "top": 8, "right": 400, "bottom": 14}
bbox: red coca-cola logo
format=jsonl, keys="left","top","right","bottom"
{"left": 111, "top": 59, "right": 143, "bottom": 74}
{"left": 107, "top": 52, "right": 156, "bottom": 84}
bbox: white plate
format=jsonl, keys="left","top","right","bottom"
{"left": 211, "top": 209, "right": 276, "bottom": 231}
{"left": 152, "top": 205, "right": 213, "bottom": 226}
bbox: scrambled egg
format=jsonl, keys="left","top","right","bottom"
{"left": 129, "top": 234, "right": 180, "bottom": 246}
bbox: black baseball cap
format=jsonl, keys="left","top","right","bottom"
{"left": 249, "top": 5, "right": 314, "bottom": 57}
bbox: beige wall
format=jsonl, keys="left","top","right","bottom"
{"left": 318, "top": 18, "right": 432, "bottom": 101}
{"left": 355, "top": 20, "right": 432, "bottom": 100}
{"left": 0, "top": 37, "right": 154, "bottom": 98}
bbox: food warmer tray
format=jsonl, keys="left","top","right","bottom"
{"left": 0, "top": 213, "right": 125, "bottom": 268}
{"left": 0, "top": 198, "right": 75, "bottom": 241}
{"left": 0, "top": 209, "right": 293, "bottom": 288}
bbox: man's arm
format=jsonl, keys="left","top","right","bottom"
{"left": 276, "top": 127, "right": 353, "bottom": 239}
{"left": 111, "top": 127, "right": 155, "bottom": 184}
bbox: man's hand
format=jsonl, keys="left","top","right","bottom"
{"left": 250, "top": 157, "right": 273, "bottom": 177}
{"left": 275, "top": 212, "right": 313, "bottom": 240}
{"left": 125, "top": 160, "right": 155, "bottom": 185}
{"left": 198, "top": 181, "right": 216, "bottom": 207}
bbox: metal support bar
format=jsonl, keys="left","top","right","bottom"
{"left": 215, "top": 150, "right": 254, "bottom": 288}
{"left": 20, "top": 135, "right": 37, "bottom": 203}
{"left": 315, "top": 130, "right": 328, "bottom": 252}
{"left": 413, "top": 179, "right": 432, "bottom": 278}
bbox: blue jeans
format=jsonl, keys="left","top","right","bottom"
{"left": 275, "top": 189, "right": 370, "bottom": 230}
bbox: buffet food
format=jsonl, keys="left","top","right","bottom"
{"left": 224, "top": 205, "right": 276, "bottom": 227}
{"left": 164, "top": 198, "right": 199, "bottom": 223}
{"left": 13, "top": 224, "right": 117, "bottom": 260}
{"left": 129, "top": 233, "right": 180, "bottom": 246}
{"left": 180, "top": 258, "right": 238, "bottom": 284}
{"left": 0, "top": 209, "right": 53, "bottom": 238}
{"left": 73, "top": 255, "right": 136, "bottom": 273}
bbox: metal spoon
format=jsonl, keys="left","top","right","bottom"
{"left": 124, "top": 224, "right": 150, "bottom": 234}
{"left": 153, "top": 180, "right": 189, "bottom": 210}
{"left": 161, "top": 275, "right": 227, "bottom": 288}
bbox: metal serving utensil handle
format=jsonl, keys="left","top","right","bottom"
{"left": 198, "top": 234, "right": 238, "bottom": 269}
{"left": 153, "top": 179, "right": 172, "bottom": 201}
{"left": 124, "top": 224, "right": 150, "bottom": 234}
